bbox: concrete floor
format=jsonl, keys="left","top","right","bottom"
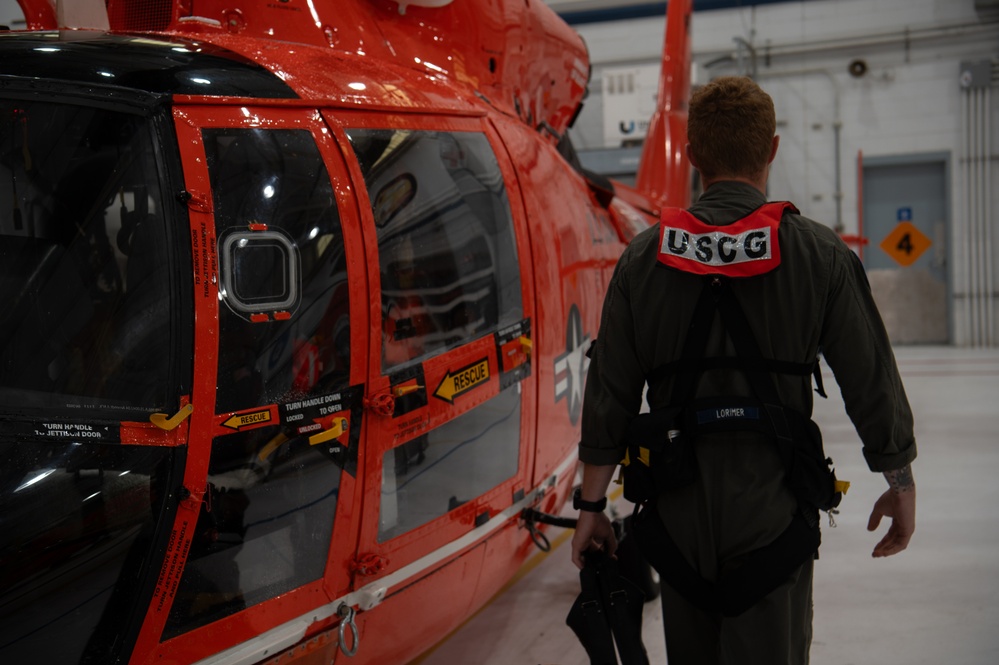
{"left": 412, "top": 345, "right": 999, "bottom": 665}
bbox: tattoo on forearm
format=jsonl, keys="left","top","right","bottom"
{"left": 884, "top": 464, "right": 914, "bottom": 493}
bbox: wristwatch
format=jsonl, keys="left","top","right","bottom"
{"left": 572, "top": 487, "right": 607, "bottom": 513}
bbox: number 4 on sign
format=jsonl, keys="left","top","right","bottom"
{"left": 897, "top": 233, "right": 914, "bottom": 254}
{"left": 879, "top": 221, "right": 931, "bottom": 267}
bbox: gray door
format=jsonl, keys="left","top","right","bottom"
{"left": 862, "top": 158, "right": 949, "bottom": 344}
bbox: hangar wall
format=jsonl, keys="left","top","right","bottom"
{"left": 568, "top": 0, "right": 999, "bottom": 347}
{"left": 0, "top": 0, "right": 22, "bottom": 27}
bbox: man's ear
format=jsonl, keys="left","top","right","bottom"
{"left": 768, "top": 135, "right": 780, "bottom": 164}
{"left": 686, "top": 143, "right": 699, "bottom": 168}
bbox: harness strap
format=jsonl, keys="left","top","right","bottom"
{"left": 666, "top": 280, "right": 721, "bottom": 406}
{"left": 710, "top": 279, "right": 803, "bottom": 468}
{"left": 633, "top": 502, "right": 820, "bottom": 618}
{"left": 812, "top": 360, "right": 827, "bottom": 398}
{"left": 646, "top": 279, "right": 826, "bottom": 400}
{"left": 626, "top": 277, "right": 837, "bottom": 616}
{"left": 647, "top": 356, "right": 818, "bottom": 387}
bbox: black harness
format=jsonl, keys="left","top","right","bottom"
{"left": 624, "top": 276, "right": 843, "bottom": 617}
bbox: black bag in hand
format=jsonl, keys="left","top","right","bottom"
{"left": 566, "top": 549, "right": 650, "bottom": 665}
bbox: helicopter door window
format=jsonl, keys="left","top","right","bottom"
{"left": 345, "top": 127, "right": 524, "bottom": 541}
{"left": 378, "top": 383, "right": 520, "bottom": 541}
{"left": 163, "top": 425, "right": 341, "bottom": 639}
{"left": 344, "top": 128, "right": 523, "bottom": 372}
{"left": 202, "top": 128, "right": 350, "bottom": 414}
{"left": 162, "top": 127, "right": 350, "bottom": 637}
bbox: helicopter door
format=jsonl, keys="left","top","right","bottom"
{"left": 154, "top": 106, "right": 368, "bottom": 661}
{"left": 329, "top": 113, "right": 535, "bottom": 581}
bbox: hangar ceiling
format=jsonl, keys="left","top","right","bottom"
{"left": 545, "top": 0, "right": 811, "bottom": 24}
{"left": 545, "top": 0, "right": 642, "bottom": 9}
{"left": 545, "top": 0, "right": 803, "bottom": 8}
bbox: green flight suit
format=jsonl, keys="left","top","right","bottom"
{"left": 579, "top": 181, "right": 916, "bottom": 664}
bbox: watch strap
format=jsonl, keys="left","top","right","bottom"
{"left": 573, "top": 488, "right": 607, "bottom": 512}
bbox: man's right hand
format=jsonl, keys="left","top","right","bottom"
{"left": 867, "top": 484, "right": 916, "bottom": 558}
{"left": 571, "top": 510, "right": 618, "bottom": 569}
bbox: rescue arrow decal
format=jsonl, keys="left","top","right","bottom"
{"left": 222, "top": 409, "right": 272, "bottom": 431}
{"left": 434, "top": 358, "right": 490, "bottom": 404}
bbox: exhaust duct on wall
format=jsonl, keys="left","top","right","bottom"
{"left": 958, "top": 60, "right": 997, "bottom": 346}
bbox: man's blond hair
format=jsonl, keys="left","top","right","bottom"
{"left": 687, "top": 76, "right": 776, "bottom": 181}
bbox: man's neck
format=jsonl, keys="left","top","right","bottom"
{"left": 701, "top": 173, "right": 768, "bottom": 194}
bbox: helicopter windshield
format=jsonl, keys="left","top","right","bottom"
{"left": 0, "top": 98, "right": 179, "bottom": 417}
{"left": 0, "top": 98, "right": 185, "bottom": 664}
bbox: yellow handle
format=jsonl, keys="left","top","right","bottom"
{"left": 258, "top": 433, "right": 290, "bottom": 462}
{"left": 150, "top": 404, "right": 194, "bottom": 431}
{"left": 392, "top": 384, "right": 424, "bottom": 397}
{"left": 309, "top": 417, "right": 349, "bottom": 446}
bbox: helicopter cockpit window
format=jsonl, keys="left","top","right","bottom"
{"left": 0, "top": 100, "right": 180, "bottom": 417}
{"left": 344, "top": 129, "right": 523, "bottom": 371}
{"left": 0, "top": 438, "right": 178, "bottom": 664}
{"left": 163, "top": 128, "right": 348, "bottom": 638}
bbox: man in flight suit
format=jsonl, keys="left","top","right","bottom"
{"left": 570, "top": 76, "right": 917, "bottom": 664}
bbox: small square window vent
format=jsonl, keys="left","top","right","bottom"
{"left": 220, "top": 229, "right": 299, "bottom": 319}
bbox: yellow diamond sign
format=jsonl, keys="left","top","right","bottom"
{"left": 880, "top": 221, "right": 931, "bottom": 267}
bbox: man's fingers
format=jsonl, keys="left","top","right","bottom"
{"left": 571, "top": 530, "right": 618, "bottom": 569}
{"left": 867, "top": 509, "right": 883, "bottom": 532}
{"left": 873, "top": 539, "right": 903, "bottom": 558}
{"left": 872, "top": 533, "right": 894, "bottom": 557}
{"left": 872, "top": 526, "right": 912, "bottom": 557}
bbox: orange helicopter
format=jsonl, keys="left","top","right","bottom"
{"left": 0, "top": 0, "right": 691, "bottom": 663}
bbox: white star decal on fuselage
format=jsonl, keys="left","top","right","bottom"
{"left": 554, "top": 304, "right": 591, "bottom": 425}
